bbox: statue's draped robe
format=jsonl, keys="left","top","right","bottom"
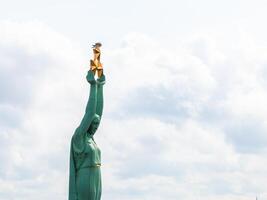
{"left": 69, "top": 71, "right": 105, "bottom": 200}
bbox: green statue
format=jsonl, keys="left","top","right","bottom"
{"left": 69, "top": 69, "right": 105, "bottom": 200}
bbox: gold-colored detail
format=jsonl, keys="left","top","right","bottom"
{"left": 89, "top": 164, "right": 101, "bottom": 168}
{"left": 90, "top": 42, "right": 103, "bottom": 78}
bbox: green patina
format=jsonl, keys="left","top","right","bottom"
{"left": 69, "top": 70, "right": 105, "bottom": 200}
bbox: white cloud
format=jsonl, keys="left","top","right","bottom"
{"left": 0, "top": 20, "right": 267, "bottom": 200}
{"left": 0, "top": 20, "right": 86, "bottom": 199}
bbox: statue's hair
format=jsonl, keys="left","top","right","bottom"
{"left": 88, "top": 114, "right": 101, "bottom": 134}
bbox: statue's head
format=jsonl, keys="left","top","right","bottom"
{"left": 88, "top": 114, "right": 101, "bottom": 135}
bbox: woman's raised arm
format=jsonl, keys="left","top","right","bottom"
{"left": 72, "top": 70, "right": 97, "bottom": 152}
{"left": 79, "top": 70, "right": 98, "bottom": 133}
{"left": 96, "top": 74, "right": 106, "bottom": 118}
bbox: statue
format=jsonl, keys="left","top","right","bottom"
{"left": 68, "top": 44, "right": 106, "bottom": 200}
{"left": 90, "top": 42, "right": 103, "bottom": 78}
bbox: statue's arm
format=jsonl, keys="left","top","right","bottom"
{"left": 78, "top": 70, "right": 97, "bottom": 133}
{"left": 96, "top": 74, "right": 106, "bottom": 118}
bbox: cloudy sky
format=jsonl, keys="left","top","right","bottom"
{"left": 1, "top": 0, "right": 267, "bottom": 199}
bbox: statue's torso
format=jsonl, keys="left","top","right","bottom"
{"left": 74, "top": 135, "right": 101, "bottom": 170}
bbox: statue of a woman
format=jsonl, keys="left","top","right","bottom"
{"left": 69, "top": 70, "right": 105, "bottom": 200}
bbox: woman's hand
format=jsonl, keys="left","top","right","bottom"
{"left": 97, "top": 73, "right": 106, "bottom": 85}
{"left": 86, "top": 70, "right": 96, "bottom": 84}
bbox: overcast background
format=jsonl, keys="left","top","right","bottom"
{"left": 1, "top": 0, "right": 267, "bottom": 199}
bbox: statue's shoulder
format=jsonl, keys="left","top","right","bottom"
{"left": 71, "top": 127, "right": 86, "bottom": 154}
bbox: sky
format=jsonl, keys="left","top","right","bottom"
{"left": 0, "top": 0, "right": 267, "bottom": 200}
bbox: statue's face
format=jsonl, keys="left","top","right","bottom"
{"left": 89, "top": 115, "right": 100, "bottom": 135}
